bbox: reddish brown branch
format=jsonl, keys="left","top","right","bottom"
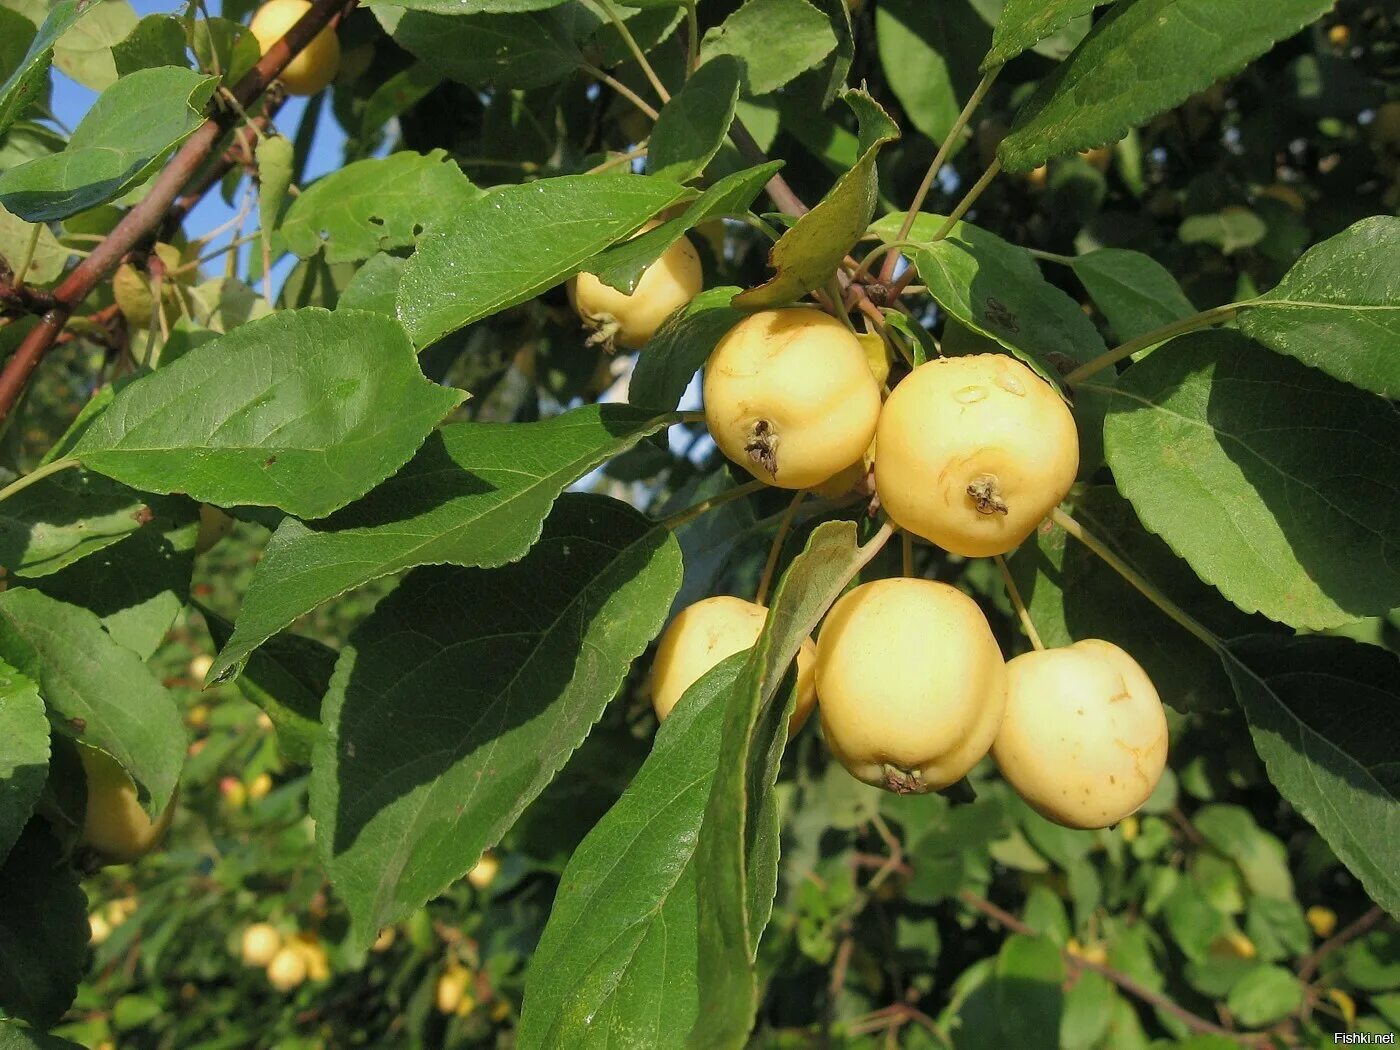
{"left": 1297, "top": 905, "right": 1385, "bottom": 983}
{"left": 0, "top": 0, "right": 354, "bottom": 424}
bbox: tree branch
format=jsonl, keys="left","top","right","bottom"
{"left": 0, "top": 0, "right": 356, "bottom": 424}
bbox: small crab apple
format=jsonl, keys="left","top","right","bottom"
{"left": 249, "top": 0, "right": 341, "bottom": 96}
{"left": 993, "top": 639, "right": 1168, "bottom": 829}
{"left": 705, "top": 308, "right": 882, "bottom": 490}
{"left": 241, "top": 923, "right": 283, "bottom": 967}
{"left": 195, "top": 504, "right": 234, "bottom": 555}
{"left": 568, "top": 228, "right": 703, "bottom": 349}
{"left": 468, "top": 851, "right": 500, "bottom": 890}
{"left": 875, "top": 354, "right": 1078, "bottom": 557}
{"left": 265, "top": 945, "right": 307, "bottom": 991}
{"left": 649, "top": 595, "right": 817, "bottom": 738}
{"left": 79, "top": 746, "right": 176, "bottom": 864}
{"left": 815, "top": 578, "right": 1007, "bottom": 794}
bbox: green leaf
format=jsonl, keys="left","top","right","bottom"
{"left": 1225, "top": 964, "right": 1303, "bottom": 1028}
{"left": 0, "top": 588, "right": 184, "bottom": 815}
{"left": 255, "top": 134, "right": 293, "bottom": 245}
{"left": 189, "top": 17, "right": 260, "bottom": 88}
{"left": 0, "top": 204, "right": 72, "bottom": 285}
{"left": 50, "top": 0, "right": 135, "bottom": 89}
{"left": 202, "top": 608, "right": 328, "bottom": 765}
{"left": 1009, "top": 486, "right": 1259, "bottom": 713}
{"left": 997, "top": 0, "right": 1334, "bottom": 172}
{"left": 734, "top": 90, "right": 898, "bottom": 309}
{"left": 72, "top": 308, "right": 465, "bottom": 520}
{"left": 0, "top": 823, "right": 86, "bottom": 1028}
{"left": 209, "top": 404, "right": 669, "bottom": 681}
{"left": 0, "top": 6, "right": 39, "bottom": 136}
{"left": 876, "top": 0, "right": 989, "bottom": 142}
{"left": 518, "top": 655, "right": 743, "bottom": 1049}
{"left": 699, "top": 0, "right": 837, "bottom": 95}
{"left": 364, "top": 0, "right": 568, "bottom": 11}
{"left": 1225, "top": 634, "right": 1400, "bottom": 920}
{"left": 0, "top": 660, "right": 46, "bottom": 864}
{"left": 0, "top": 65, "right": 217, "bottom": 222}
{"left": 692, "top": 520, "right": 869, "bottom": 1046}
{"left": 110, "top": 13, "right": 187, "bottom": 76}
{"left": 374, "top": 4, "right": 584, "bottom": 91}
{"left": 648, "top": 55, "right": 742, "bottom": 183}
{"left": 310, "top": 494, "right": 681, "bottom": 949}
{"left": 0, "top": 1021, "right": 88, "bottom": 1049}
{"left": 1179, "top": 207, "right": 1266, "bottom": 255}
{"left": 1071, "top": 248, "right": 1195, "bottom": 344}
{"left": 982, "top": 0, "right": 1111, "bottom": 70}
{"left": 279, "top": 149, "right": 479, "bottom": 264}
{"left": 994, "top": 935, "right": 1067, "bottom": 1048}
{"left": 1238, "top": 216, "right": 1400, "bottom": 399}
{"left": 631, "top": 286, "right": 744, "bottom": 411}
{"left": 0, "top": 468, "right": 158, "bottom": 578}
{"left": 337, "top": 252, "right": 403, "bottom": 318}
{"left": 397, "top": 173, "right": 687, "bottom": 347}
{"left": 1096, "top": 330, "right": 1400, "bottom": 629}
{"left": 587, "top": 163, "right": 778, "bottom": 294}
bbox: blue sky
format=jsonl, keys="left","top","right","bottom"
{"left": 48, "top": 0, "right": 349, "bottom": 291}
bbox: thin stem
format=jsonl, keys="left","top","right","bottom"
{"left": 826, "top": 276, "right": 856, "bottom": 332}
{"left": 734, "top": 212, "right": 782, "bottom": 242}
{"left": 1065, "top": 302, "right": 1245, "bottom": 386}
{"left": 887, "top": 160, "right": 1003, "bottom": 301}
{"left": 848, "top": 239, "right": 922, "bottom": 285}
{"left": 596, "top": 0, "right": 671, "bottom": 104}
{"left": 1026, "top": 247, "right": 1076, "bottom": 266}
{"left": 587, "top": 142, "right": 648, "bottom": 175}
{"left": 683, "top": 0, "right": 699, "bottom": 73}
{"left": 959, "top": 891, "right": 1254, "bottom": 1044}
{"left": 1051, "top": 507, "right": 1219, "bottom": 651}
{"left": 994, "top": 553, "right": 1043, "bottom": 651}
{"left": 0, "top": 457, "right": 80, "bottom": 503}
{"left": 661, "top": 478, "right": 766, "bottom": 531}
{"left": 677, "top": 410, "right": 706, "bottom": 424}
{"left": 881, "top": 68, "right": 1000, "bottom": 283}
{"left": 755, "top": 491, "right": 805, "bottom": 607}
{"left": 901, "top": 532, "right": 913, "bottom": 577}
{"left": 1298, "top": 905, "right": 1385, "bottom": 983}
{"left": 12, "top": 223, "right": 42, "bottom": 287}
{"left": 579, "top": 63, "right": 660, "bottom": 122}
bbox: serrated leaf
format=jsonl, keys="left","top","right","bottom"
{"left": 1225, "top": 635, "right": 1400, "bottom": 921}
{"left": 1071, "top": 248, "right": 1195, "bottom": 344}
{"left": 279, "top": 149, "right": 478, "bottom": 264}
{"left": 50, "top": 0, "right": 135, "bottom": 89}
{"left": 0, "top": 468, "right": 158, "bottom": 578}
{"left": 210, "top": 404, "right": 669, "bottom": 681}
{"left": 648, "top": 55, "right": 742, "bottom": 183}
{"left": 700, "top": 0, "right": 837, "bottom": 95}
{"left": 1238, "top": 215, "right": 1400, "bottom": 399}
{"left": 876, "top": 0, "right": 989, "bottom": 142}
{"left": 982, "top": 0, "right": 1112, "bottom": 70}
{"left": 0, "top": 823, "right": 86, "bottom": 1028}
{"left": 0, "top": 204, "right": 72, "bottom": 284}
{"left": 518, "top": 655, "right": 743, "bottom": 1049}
{"left": 72, "top": 308, "right": 465, "bottom": 520}
{"left": 735, "top": 90, "right": 897, "bottom": 309}
{"left": 374, "top": 3, "right": 584, "bottom": 91}
{"left": 998, "top": 0, "right": 1334, "bottom": 172}
{"left": 0, "top": 660, "right": 46, "bottom": 865}
{"left": 588, "top": 163, "right": 778, "bottom": 294}
{"left": 1096, "top": 330, "right": 1400, "bottom": 629}
{"left": 365, "top": 0, "right": 567, "bottom": 10}
{"left": 203, "top": 608, "right": 328, "bottom": 765}
{"left": 310, "top": 494, "right": 682, "bottom": 949}
{"left": 692, "top": 520, "right": 870, "bottom": 1046}
{"left": 337, "top": 253, "right": 403, "bottom": 318}
{"left": 397, "top": 173, "right": 687, "bottom": 347}
{"left": 631, "top": 286, "right": 744, "bottom": 411}
{"left": 0, "top": 589, "right": 184, "bottom": 815}
{"left": 1009, "top": 486, "right": 1260, "bottom": 713}
{"left": 110, "top": 13, "right": 187, "bottom": 76}
{"left": 255, "top": 134, "right": 293, "bottom": 245}
{"left": 0, "top": 65, "right": 217, "bottom": 222}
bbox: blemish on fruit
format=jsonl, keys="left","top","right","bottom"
{"left": 953, "top": 384, "right": 988, "bottom": 404}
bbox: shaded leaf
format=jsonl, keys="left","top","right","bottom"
{"left": 1179, "top": 207, "right": 1266, "bottom": 255}
{"left": 0, "top": 823, "right": 86, "bottom": 1028}
{"left": 0, "top": 65, "right": 217, "bottom": 222}
{"left": 648, "top": 55, "right": 742, "bottom": 183}
{"left": 0, "top": 204, "right": 73, "bottom": 284}
{"left": 699, "top": 0, "right": 837, "bottom": 95}
{"left": 631, "top": 286, "right": 744, "bottom": 411}
{"left": 982, "top": 0, "right": 1112, "bottom": 70}
{"left": 1097, "top": 330, "right": 1400, "bottom": 629}
{"left": 1071, "top": 248, "right": 1195, "bottom": 344}
{"left": 310, "top": 495, "right": 682, "bottom": 949}
{"left": 0, "top": 660, "right": 46, "bottom": 865}
{"left": 73, "top": 308, "right": 465, "bottom": 520}
{"left": 876, "top": 0, "right": 988, "bottom": 142}
{"left": 210, "top": 404, "right": 669, "bottom": 680}
{"left": 50, "top": 0, "right": 135, "bottom": 89}
{"left": 0, "top": 468, "right": 158, "bottom": 578}
{"left": 110, "top": 13, "right": 187, "bottom": 76}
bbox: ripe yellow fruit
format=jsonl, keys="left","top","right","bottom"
{"left": 568, "top": 233, "right": 702, "bottom": 349}
{"left": 195, "top": 504, "right": 234, "bottom": 555}
{"left": 248, "top": 772, "right": 274, "bottom": 801}
{"left": 705, "top": 309, "right": 882, "bottom": 490}
{"left": 289, "top": 931, "right": 330, "bottom": 980}
{"left": 1211, "top": 930, "right": 1257, "bottom": 960}
{"left": 815, "top": 578, "right": 1007, "bottom": 794}
{"left": 993, "top": 640, "right": 1168, "bottom": 830}
{"left": 79, "top": 747, "right": 176, "bottom": 864}
{"left": 266, "top": 945, "right": 307, "bottom": 991}
{"left": 435, "top": 964, "right": 473, "bottom": 1015}
{"left": 241, "top": 923, "right": 283, "bottom": 967}
{"left": 89, "top": 912, "right": 112, "bottom": 946}
{"left": 249, "top": 0, "right": 341, "bottom": 96}
{"left": 371, "top": 926, "right": 397, "bottom": 952}
{"left": 810, "top": 439, "right": 875, "bottom": 500}
{"left": 1307, "top": 905, "right": 1338, "bottom": 939}
{"left": 649, "top": 596, "right": 817, "bottom": 738}
{"left": 875, "top": 354, "right": 1078, "bottom": 557}
{"left": 467, "top": 851, "right": 500, "bottom": 890}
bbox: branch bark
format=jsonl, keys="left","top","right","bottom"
{"left": 0, "top": 0, "right": 354, "bottom": 424}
